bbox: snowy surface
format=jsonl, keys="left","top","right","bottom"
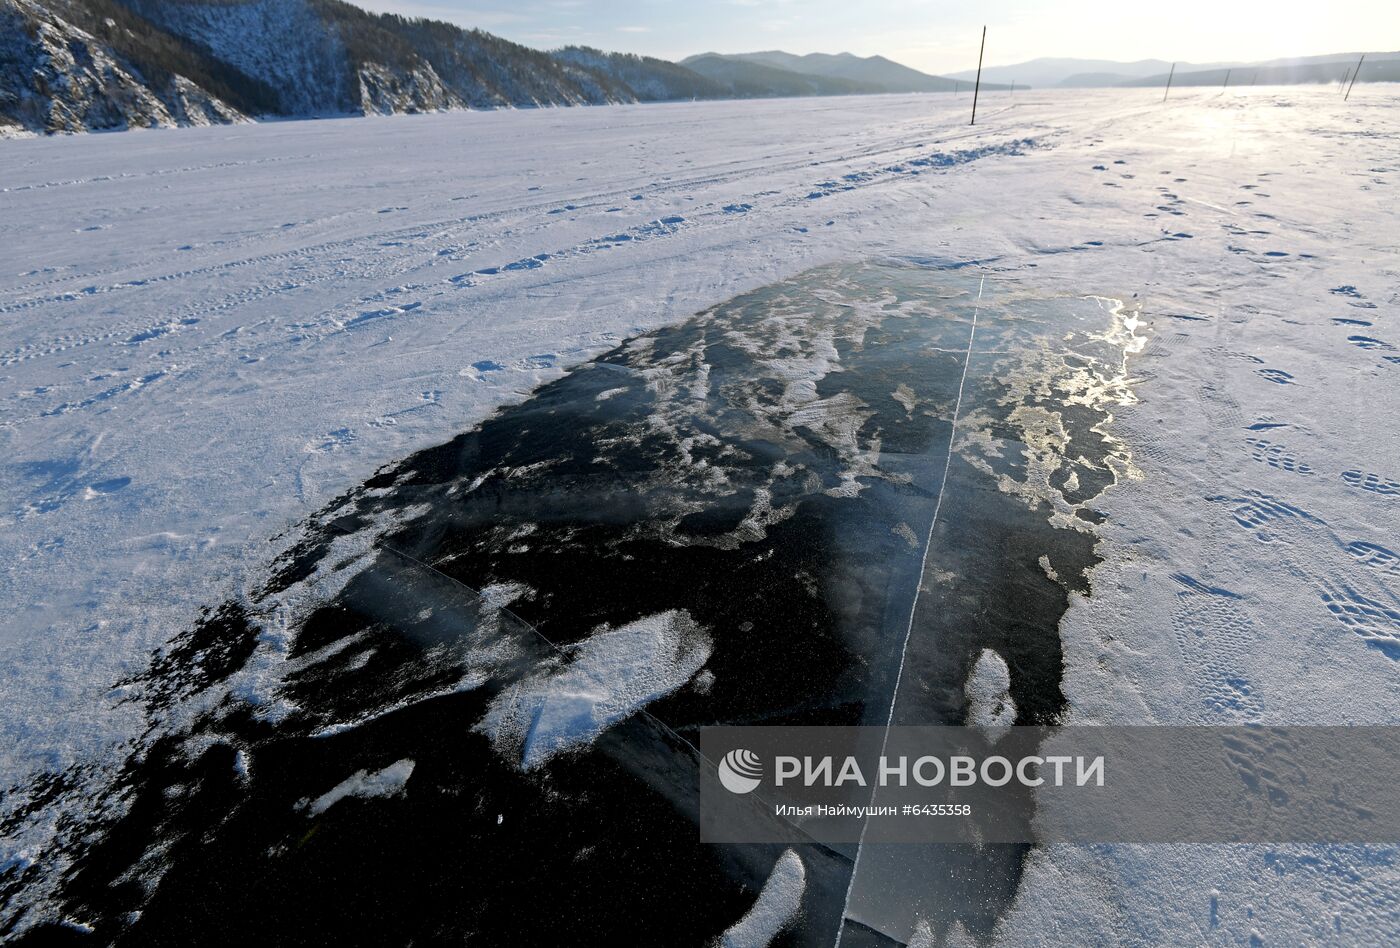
{"left": 2, "top": 85, "right": 1399, "bottom": 941}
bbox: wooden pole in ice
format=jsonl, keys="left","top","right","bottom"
{"left": 970, "top": 26, "right": 987, "bottom": 125}
{"left": 1163, "top": 63, "right": 1176, "bottom": 102}
{"left": 1345, "top": 54, "right": 1365, "bottom": 101}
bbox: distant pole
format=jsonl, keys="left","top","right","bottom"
{"left": 1010, "top": 80, "right": 1015, "bottom": 98}
{"left": 970, "top": 25, "right": 986, "bottom": 126}
{"left": 1345, "top": 54, "right": 1365, "bottom": 101}
{"left": 1163, "top": 62, "right": 1176, "bottom": 102}
{"left": 954, "top": 79, "right": 960, "bottom": 96}
{"left": 1221, "top": 68, "right": 1231, "bottom": 94}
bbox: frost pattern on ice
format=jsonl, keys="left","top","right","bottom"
{"left": 300, "top": 758, "right": 415, "bottom": 816}
{"left": 718, "top": 849, "right": 805, "bottom": 948}
{"left": 479, "top": 610, "right": 711, "bottom": 770}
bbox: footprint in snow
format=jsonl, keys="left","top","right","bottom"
{"left": 1345, "top": 541, "right": 1400, "bottom": 576}
{"left": 1246, "top": 438, "right": 1312, "bottom": 475}
{"left": 1341, "top": 471, "right": 1400, "bottom": 497}
{"left": 1319, "top": 584, "right": 1400, "bottom": 661}
{"left": 1347, "top": 335, "right": 1395, "bottom": 351}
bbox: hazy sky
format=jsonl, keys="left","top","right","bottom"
{"left": 352, "top": 0, "right": 1396, "bottom": 74}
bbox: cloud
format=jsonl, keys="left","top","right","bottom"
{"left": 618, "top": 25, "right": 651, "bottom": 33}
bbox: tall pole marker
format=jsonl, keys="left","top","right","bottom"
{"left": 970, "top": 26, "right": 987, "bottom": 126}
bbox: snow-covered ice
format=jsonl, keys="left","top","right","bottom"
{"left": 3, "top": 84, "right": 1399, "bottom": 942}
{"left": 964, "top": 647, "right": 1016, "bottom": 737}
{"left": 299, "top": 758, "right": 414, "bottom": 816}
{"left": 721, "top": 849, "right": 807, "bottom": 948}
{"left": 479, "top": 609, "right": 711, "bottom": 769}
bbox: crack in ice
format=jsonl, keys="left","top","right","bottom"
{"left": 835, "top": 274, "right": 984, "bottom": 945}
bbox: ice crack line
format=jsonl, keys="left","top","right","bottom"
{"left": 834, "top": 273, "right": 983, "bottom": 945}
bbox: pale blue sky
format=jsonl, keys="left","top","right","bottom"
{"left": 353, "top": 0, "right": 1397, "bottom": 74}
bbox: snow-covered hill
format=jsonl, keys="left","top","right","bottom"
{"left": 554, "top": 46, "right": 728, "bottom": 102}
{"left": 1, "top": 0, "right": 971, "bottom": 136}
{"left": 952, "top": 51, "right": 1400, "bottom": 88}
{"left": 0, "top": 0, "right": 643, "bottom": 134}
{"left": 121, "top": 0, "right": 360, "bottom": 115}
{"left": 0, "top": 0, "right": 252, "bottom": 135}
{"left": 703, "top": 50, "right": 977, "bottom": 93}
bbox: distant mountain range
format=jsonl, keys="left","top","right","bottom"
{"left": 678, "top": 54, "right": 884, "bottom": 98}
{"left": 682, "top": 50, "right": 1008, "bottom": 94}
{"left": 2, "top": 0, "right": 1394, "bottom": 138}
{"left": 0, "top": 0, "right": 693, "bottom": 133}
{"left": 949, "top": 52, "right": 1400, "bottom": 89}
{"left": 946, "top": 57, "right": 1183, "bottom": 89}
{"left": 0, "top": 0, "right": 999, "bottom": 135}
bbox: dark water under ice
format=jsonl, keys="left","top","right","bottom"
{"left": 4, "top": 260, "right": 1143, "bottom": 946}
